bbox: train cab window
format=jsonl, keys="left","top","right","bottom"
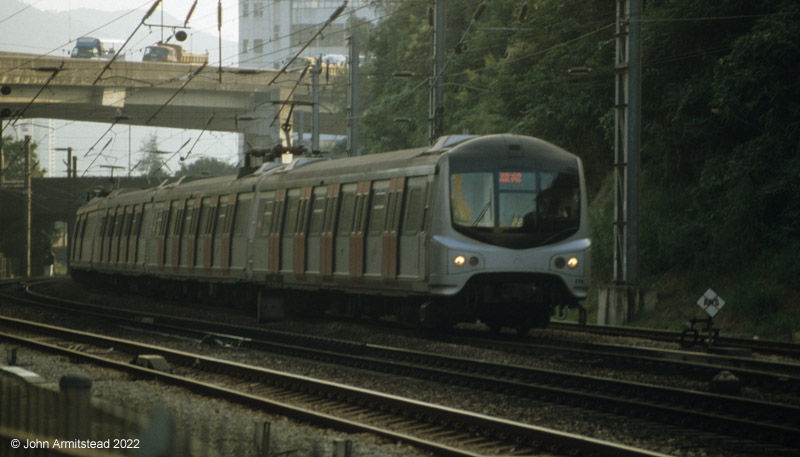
{"left": 368, "top": 181, "right": 390, "bottom": 234}
{"left": 449, "top": 151, "right": 581, "bottom": 248}
{"left": 282, "top": 189, "right": 301, "bottom": 235}
{"left": 309, "top": 188, "right": 327, "bottom": 236}
{"left": 337, "top": 184, "right": 356, "bottom": 235}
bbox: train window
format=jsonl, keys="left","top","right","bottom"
{"left": 113, "top": 210, "right": 124, "bottom": 237}
{"left": 170, "top": 204, "right": 183, "bottom": 236}
{"left": 182, "top": 202, "right": 195, "bottom": 238}
{"left": 260, "top": 195, "right": 275, "bottom": 235}
{"left": 206, "top": 201, "right": 219, "bottom": 235}
{"left": 198, "top": 198, "right": 211, "bottom": 236}
{"left": 296, "top": 190, "right": 311, "bottom": 236}
{"left": 224, "top": 197, "right": 237, "bottom": 234}
{"left": 122, "top": 208, "right": 133, "bottom": 238}
{"left": 155, "top": 206, "right": 170, "bottom": 237}
{"left": 215, "top": 199, "right": 229, "bottom": 236}
{"left": 323, "top": 187, "right": 339, "bottom": 234}
{"left": 283, "top": 189, "right": 301, "bottom": 235}
{"left": 368, "top": 181, "right": 390, "bottom": 234}
{"left": 105, "top": 212, "right": 115, "bottom": 239}
{"left": 402, "top": 177, "right": 427, "bottom": 234}
{"left": 234, "top": 194, "right": 253, "bottom": 237}
{"left": 338, "top": 184, "right": 356, "bottom": 235}
{"left": 309, "top": 188, "right": 326, "bottom": 236}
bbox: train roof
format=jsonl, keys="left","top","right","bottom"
{"left": 76, "top": 134, "right": 577, "bottom": 213}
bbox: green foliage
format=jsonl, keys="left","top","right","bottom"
{"left": 0, "top": 136, "right": 55, "bottom": 272}
{"left": 135, "top": 133, "right": 170, "bottom": 179}
{"left": 361, "top": 0, "right": 800, "bottom": 334}
{"left": 1, "top": 135, "right": 44, "bottom": 180}
{"left": 175, "top": 157, "right": 237, "bottom": 178}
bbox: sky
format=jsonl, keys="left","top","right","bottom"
{"left": 6, "top": 1, "right": 242, "bottom": 178}
{"left": 21, "top": 0, "right": 240, "bottom": 42}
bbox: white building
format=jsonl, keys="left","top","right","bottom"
{"left": 238, "top": 0, "right": 377, "bottom": 69}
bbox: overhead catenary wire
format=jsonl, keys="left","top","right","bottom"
{"left": 267, "top": 2, "right": 348, "bottom": 86}
{"left": 10, "top": 61, "right": 64, "bottom": 127}
{"left": 146, "top": 62, "right": 209, "bottom": 125}
{"left": 93, "top": 0, "right": 162, "bottom": 85}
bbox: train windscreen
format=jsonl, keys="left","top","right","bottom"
{"left": 449, "top": 154, "right": 580, "bottom": 249}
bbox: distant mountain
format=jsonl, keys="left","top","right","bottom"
{"left": 0, "top": 0, "right": 236, "bottom": 64}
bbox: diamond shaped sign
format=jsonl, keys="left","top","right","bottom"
{"left": 697, "top": 288, "right": 725, "bottom": 317}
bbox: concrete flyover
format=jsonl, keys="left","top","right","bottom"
{"left": 0, "top": 52, "right": 346, "bottom": 151}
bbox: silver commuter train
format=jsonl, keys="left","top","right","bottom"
{"left": 70, "top": 134, "right": 590, "bottom": 334}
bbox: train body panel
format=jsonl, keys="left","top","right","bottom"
{"left": 71, "top": 134, "right": 590, "bottom": 331}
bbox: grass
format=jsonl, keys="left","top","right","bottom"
{"left": 577, "top": 243, "right": 800, "bottom": 342}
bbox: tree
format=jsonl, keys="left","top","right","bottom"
{"left": 1, "top": 135, "right": 44, "bottom": 180}
{"left": 0, "top": 135, "right": 54, "bottom": 275}
{"left": 175, "top": 157, "right": 237, "bottom": 178}
{"left": 135, "top": 133, "right": 169, "bottom": 179}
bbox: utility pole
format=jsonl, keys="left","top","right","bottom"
{"left": 311, "top": 60, "right": 321, "bottom": 154}
{"left": 55, "top": 147, "right": 73, "bottom": 177}
{"left": 429, "top": 0, "right": 445, "bottom": 144}
{"left": 24, "top": 135, "right": 32, "bottom": 277}
{"left": 0, "top": 120, "right": 4, "bottom": 187}
{"left": 347, "top": 34, "right": 359, "bottom": 157}
{"left": 600, "top": 0, "right": 643, "bottom": 325}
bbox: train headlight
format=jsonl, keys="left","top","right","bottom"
{"left": 567, "top": 257, "right": 579, "bottom": 269}
{"left": 454, "top": 255, "right": 466, "bottom": 267}
{"left": 554, "top": 256, "right": 580, "bottom": 269}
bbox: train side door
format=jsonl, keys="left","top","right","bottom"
{"left": 92, "top": 209, "right": 108, "bottom": 266}
{"left": 253, "top": 191, "right": 275, "bottom": 275}
{"left": 203, "top": 195, "right": 220, "bottom": 271}
{"left": 269, "top": 189, "right": 286, "bottom": 274}
{"left": 102, "top": 209, "right": 115, "bottom": 265}
{"left": 110, "top": 206, "right": 122, "bottom": 265}
{"left": 305, "top": 186, "right": 327, "bottom": 276}
{"left": 382, "top": 178, "right": 405, "bottom": 279}
{"left": 292, "top": 187, "right": 312, "bottom": 276}
{"left": 186, "top": 198, "right": 201, "bottom": 270}
{"left": 220, "top": 194, "right": 237, "bottom": 272}
{"left": 156, "top": 201, "right": 171, "bottom": 269}
{"left": 349, "top": 181, "right": 371, "bottom": 278}
{"left": 119, "top": 206, "right": 133, "bottom": 267}
{"left": 171, "top": 199, "right": 186, "bottom": 271}
{"left": 281, "top": 188, "right": 301, "bottom": 274}
{"left": 320, "top": 184, "right": 340, "bottom": 277}
{"left": 365, "top": 180, "right": 390, "bottom": 278}
{"left": 334, "top": 184, "right": 356, "bottom": 276}
{"left": 398, "top": 176, "right": 429, "bottom": 279}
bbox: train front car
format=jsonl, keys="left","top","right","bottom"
{"left": 427, "top": 135, "right": 590, "bottom": 334}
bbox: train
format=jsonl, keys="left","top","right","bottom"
{"left": 69, "top": 134, "right": 590, "bottom": 334}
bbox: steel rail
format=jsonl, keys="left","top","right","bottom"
{"left": 0, "top": 315, "right": 669, "bottom": 457}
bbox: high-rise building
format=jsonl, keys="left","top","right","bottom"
{"left": 238, "top": 0, "right": 377, "bottom": 69}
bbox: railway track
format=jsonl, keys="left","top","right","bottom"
{"left": 548, "top": 321, "right": 800, "bottom": 360}
{"left": 6, "top": 281, "right": 800, "bottom": 455}
{"left": 0, "top": 315, "right": 669, "bottom": 457}
{"left": 15, "top": 280, "right": 800, "bottom": 391}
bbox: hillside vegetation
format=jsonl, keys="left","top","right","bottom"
{"left": 359, "top": 0, "right": 800, "bottom": 340}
